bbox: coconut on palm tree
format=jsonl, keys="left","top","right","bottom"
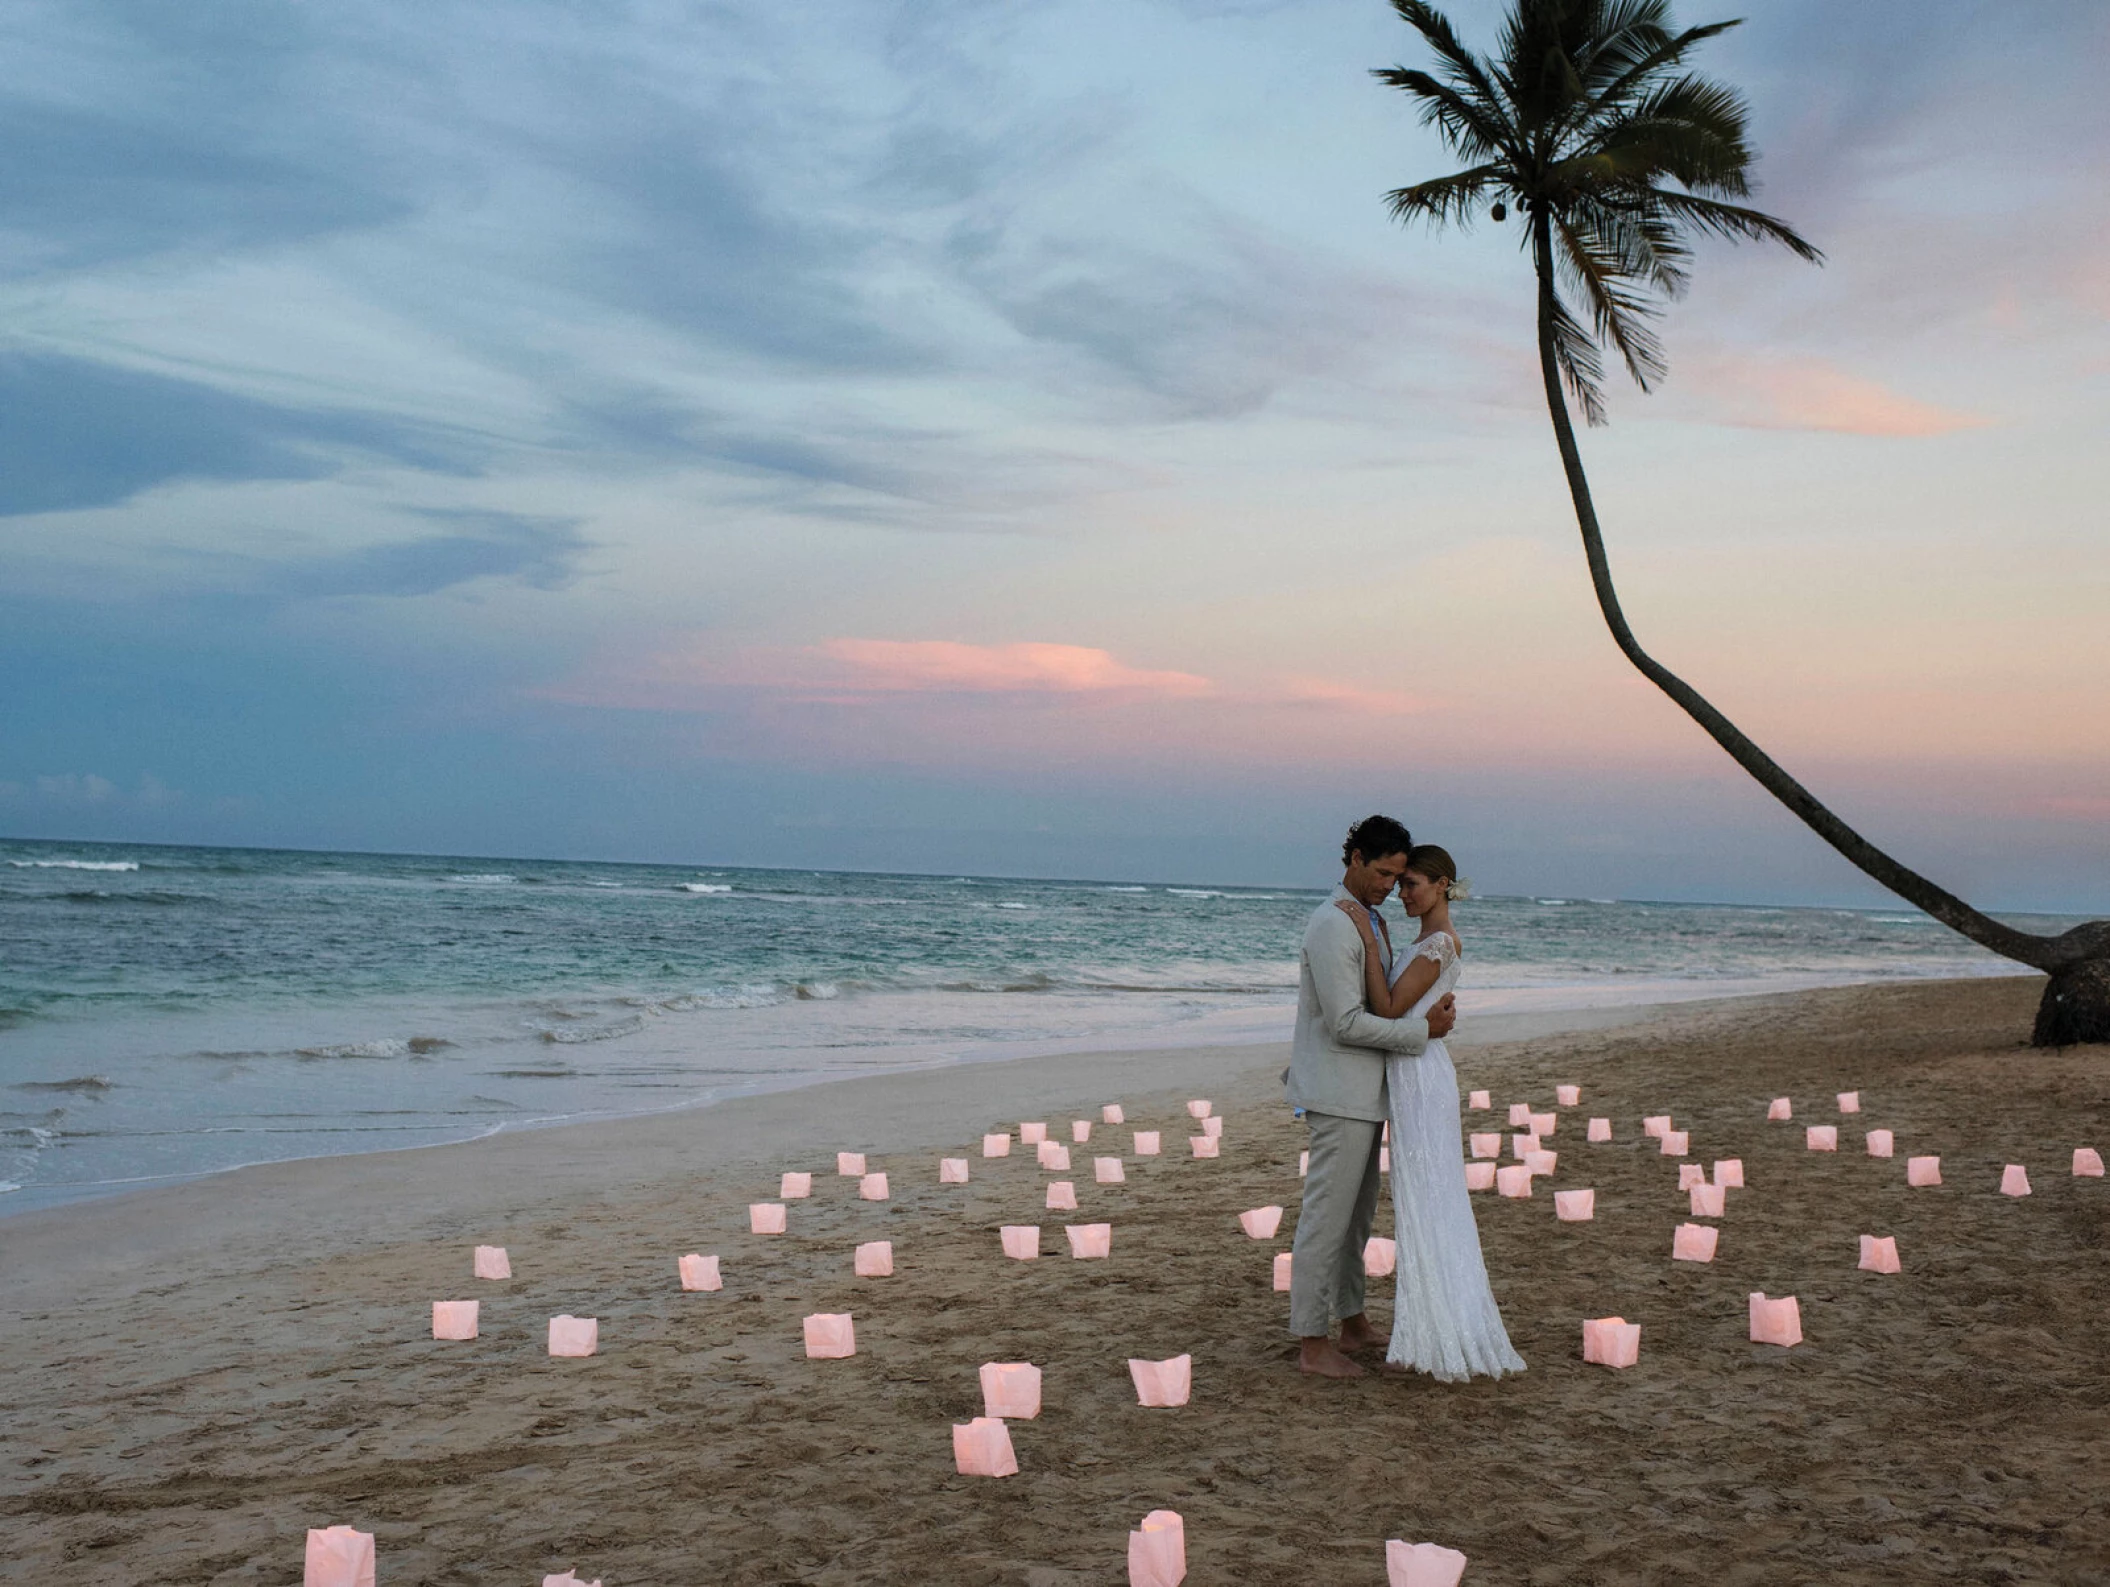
{"left": 1375, "top": 0, "right": 2109, "bottom": 1045}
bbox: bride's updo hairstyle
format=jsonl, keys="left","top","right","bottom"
{"left": 1342, "top": 814, "right": 1412, "bottom": 867}
{"left": 1406, "top": 844, "right": 1472, "bottom": 903}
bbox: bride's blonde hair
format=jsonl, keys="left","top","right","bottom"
{"left": 1405, "top": 844, "right": 1472, "bottom": 903}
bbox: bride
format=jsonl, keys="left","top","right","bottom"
{"left": 1337, "top": 844, "right": 1525, "bottom": 1381}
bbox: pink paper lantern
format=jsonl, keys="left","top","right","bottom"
{"left": 1689, "top": 1183, "right": 1726, "bottom": 1218}
{"left": 1046, "top": 1181, "right": 1078, "bottom": 1211}
{"left": 1128, "top": 1509, "right": 1187, "bottom": 1587}
{"left": 1806, "top": 1126, "right": 1838, "bottom": 1152}
{"left": 1713, "top": 1158, "right": 1744, "bottom": 1188}
{"left": 1837, "top": 1091, "right": 1861, "bottom": 1114}
{"left": 431, "top": 1300, "right": 478, "bottom": 1340}
{"left": 1037, "top": 1141, "right": 1071, "bottom": 1171}
{"left": 1364, "top": 1236, "right": 1397, "bottom": 1276}
{"left": 547, "top": 1315, "right": 598, "bottom": 1357}
{"left": 1508, "top": 1102, "right": 1533, "bottom": 1127}
{"left": 1020, "top": 1122, "right": 1048, "bottom": 1145}
{"left": 836, "top": 1151, "right": 865, "bottom": 1176}
{"left": 1556, "top": 1084, "right": 1581, "bottom": 1107}
{"left": 1067, "top": 1222, "right": 1112, "bottom": 1259}
{"left": 951, "top": 1416, "right": 1018, "bottom": 1477}
{"left": 1858, "top": 1234, "right": 1900, "bottom": 1274}
{"left": 1767, "top": 1097, "right": 1792, "bottom": 1121}
{"left": 1201, "top": 1116, "right": 1224, "bottom": 1139}
{"left": 1379, "top": 1146, "right": 1390, "bottom": 1173}
{"left": 1511, "top": 1132, "right": 1540, "bottom": 1159}
{"left": 2075, "top": 1147, "right": 2105, "bottom": 1177}
{"left": 858, "top": 1172, "right": 889, "bottom": 1201}
{"left": 2001, "top": 1163, "right": 2031, "bottom": 1196}
{"left": 1298, "top": 1149, "right": 1309, "bottom": 1177}
{"left": 1864, "top": 1129, "right": 1894, "bottom": 1158}
{"left": 1587, "top": 1117, "right": 1612, "bottom": 1142}
{"left": 1238, "top": 1205, "right": 1283, "bottom": 1239}
{"left": 1580, "top": 1316, "right": 1639, "bottom": 1369}
{"left": 940, "top": 1158, "right": 970, "bottom": 1184}
{"left": 1677, "top": 1164, "right": 1705, "bottom": 1191}
{"left": 1186, "top": 1099, "right": 1212, "bottom": 1119}
{"left": 1385, "top": 1539, "right": 1469, "bottom": 1587}
{"left": 1464, "top": 1161, "right": 1496, "bottom": 1191}
{"left": 802, "top": 1312, "right": 856, "bottom": 1359}
{"left": 1133, "top": 1131, "right": 1161, "bottom": 1156}
{"left": 1530, "top": 1111, "right": 1557, "bottom": 1137}
{"left": 779, "top": 1171, "right": 813, "bottom": 1199}
{"left": 1524, "top": 1150, "right": 1557, "bottom": 1176}
{"left": 1469, "top": 1132, "right": 1501, "bottom": 1159}
{"left": 1642, "top": 1114, "right": 1671, "bottom": 1138}
{"left": 1072, "top": 1120, "right": 1092, "bottom": 1143}
{"left": 1659, "top": 1131, "right": 1689, "bottom": 1157}
{"left": 542, "top": 1572, "right": 601, "bottom": 1587}
{"left": 1554, "top": 1188, "right": 1594, "bottom": 1222}
{"left": 982, "top": 1133, "right": 1011, "bottom": 1158}
{"left": 1671, "top": 1223, "right": 1718, "bottom": 1263}
{"left": 749, "top": 1203, "right": 787, "bottom": 1234}
{"left": 1907, "top": 1155, "right": 1942, "bottom": 1186}
{"left": 1000, "top": 1225, "right": 1040, "bottom": 1260}
{"left": 1102, "top": 1103, "right": 1126, "bottom": 1124}
{"left": 303, "top": 1525, "right": 375, "bottom": 1587}
{"left": 979, "top": 1361, "right": 1042, "bottom": 1419}
{"left": 1748, "top": 1291, "right": 1802, "bottom": 1347}
{"left": 473, "top": 1245, "right": 510, "bottom": 1281}
{"left": 1467, "top": 1089, "right": 1491, "bottom": 1110}
{"left": 1273, "top": 1252, "right": 1293, "bottom": 1290}
{"left": 855, "top": 1240, "right": 893, "bottom": 1277}
{"left": 1128, "top": 1355, "right": 1192, "bottom": 1407}
{"left": 1496, "top": 1165, "right": 1533, "bottom": 1198}
{"left": 677, "top": 1253, "right": 721, "bottom": 1292}
{"left": 1189, "top": 1136, "right": 1219, "bottom": 1159}
{"left": 1095, "top": 1156, "right": 1126, "bottom": 1184}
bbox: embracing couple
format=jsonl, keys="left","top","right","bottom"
{"left": 1286, "top": 814, "right": 1525, "bottom": 1382}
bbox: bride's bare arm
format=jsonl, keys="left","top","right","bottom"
{"left": 1334, "top": 900, "right": 1422, "bottom": 1018}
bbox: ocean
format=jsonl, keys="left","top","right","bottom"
{"left": 0, "top": 837, "right": 2071, "bottom": 1216}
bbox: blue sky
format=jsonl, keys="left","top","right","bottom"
{"left": 3, "top": 0, "right": 2107, "bottom": 906}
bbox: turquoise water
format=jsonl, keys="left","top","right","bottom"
{"left": 0, "top": 837, "right": 2069, "bottom": 1214}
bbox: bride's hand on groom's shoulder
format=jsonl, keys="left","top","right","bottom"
{"left": 1332, "top": 898, "right": 1374, "bottom": 936}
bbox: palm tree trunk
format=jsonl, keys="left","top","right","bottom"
{"left": 1527, "top": 213, "right": 2110, "bottom": 1044}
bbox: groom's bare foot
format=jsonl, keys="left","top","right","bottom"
{"left": 1298, "top": 1337, "right": 1366, "bottom": 1378}
{"left": 1337, "top": 1314, "right": 1381, "bottom": 1354}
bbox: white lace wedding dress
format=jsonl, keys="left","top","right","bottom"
{"left": 1385, "top": 932, "right": 1526, "bottom": 1381}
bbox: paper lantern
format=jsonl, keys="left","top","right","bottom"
{"left": 1102, "top": 1104, "right": 1126, "bottom": 1125}
{"left": 1363, "top": 1236, "right": 1397, "bottom": 1276}
{"left": 1067, "top": 1222, "right": 1112, "bottom": 1259}
{"left": 1557, "top": 1084, "right": 1581, "bottom": 1107}
{"left": 1659, "top": 1131, "right": 1688, "bottom": 1156}
{"left": 1045, "top": 1181, "right": 1078, "bottom": 1211}
{"left": 802, "top": 1312, "right": 856, "bottom": 1359}
{"left": 1689, "top": 1183, "right": 1726, "bottom": 1218}
{"left": 1298, "top": 1149, "right": 1309, "bottom": 1177}
{"left": 1587, "top": 1117, "right": 1612, "bottom": 1143}
{"left": 431, "top": 1301, "right": 478, "bottom": 1340}
{"left": 979, "top": 1361, "right": 1042, "bottom": 1419}
{"left": 749, "top": 1203, "right": 787, "bottom": 1234}
{"left": 1677, "top": 1164, "right": 1705, "bottom": 1191}
{"left": 1837, "top": 1091, "right": 1861, "bottom": 1114}
{"left": 2001, "top": 1164, "right": 2031, "bottom": 1197}
{"left": 1469, "top": 1132, "right": 1501, "bottom": 1159}
{"left": 854, "top": 1240, "right": 893, "bottom": 1277}
{"left": 1713, "top": 1158, "right": 1744, "bottom": 1188}
{"left": 1511, "top": 1132, "right": 1540, "bottom": 1159}
{"left": 1907, "top": 1155, "right": 1942, "bottom": 1186}
{"left": 859, "top": 1172, "right": 890, "bottom": 1201}
{"left": 1378, "top": 1146, "right": 1390, "bottom": 1172}
{"left": 1095, "top": 1157, "right": 1125, "bottom": 1184}
{"left": 1189, "top": 1136, "right": 1219, "bottom": 1159}
{"left": 1671, "top": 1223, "right": 1717, "bottom": 1263}
{"left": 1238, "top": 1205, "right": 1283, "bottom": 1239}
{"left": 1037, "top": 1141, "right": 1071, "bottom": 1171}
{"left": 1508, "top": 1102, "right": 1533, "bottom": 1127}
{"left": 1128, "top": 1355, "right": 1192, "bottom": 1407}
{"left": 303, "top": 1526, "right": 375, "bottom": 1587}
{"left": 1385, "top": 1539, "right": 1468, "bottom": 1587}
{"left": 1128, "top": 1509, "right": 1186, "bottom": 1587}
{"left": 1865, "top": 1129, "right": 1894, "bottom": 1158}
{"left": 1529, "top": 1112, "right": 1556, "bottom": 1137}
{"left": 1642, "top": 1114, "right": 1670, "bottom": 1138}
{"left": 1580, "top": 1316, "right": 1639, "bottom": 1369}
{"left": 780, "top": 1171, "right": 814, "bottom": 1199}
{"left": 2075, "top": 1147, "right": 2105, "bottom": 1177}
{"left": 982, "top": 1133, "right": 1011, "bottom": 1158}
{"left": 836, "top": 1151, "right": 865, "bottom": 1176}
{"left": 939, "top": 1158, "right": 970, "bottom": 1184}
{"left": 952, "top": 1417, "right": 1018, "bottom": 1477}
{"left": 1467, "top": 1089, "right": 1491, "bottom": 1110}
{"left": 1806, "top": 1126, "right": 1838, "bottom": 1152}
{"left": 542, "top": 1572, "right": 601, "bottom": 1587}
{"left": 473, "top": 1245, "right": 510, "bottom": 1281}
{"left": 1133, "top": 1131, "right": 1161, "bottom": 1156}
{"left": 1187, "top": 1099, "right": 1212, "bottom": 1119}
{"left": 1201, "top": 1116, "right": 1224, "bottom": 1139}
{"left": 1464, "top": 1161, "right": 1496, "bottom": 1191}
{"left": 677, "top": 1253, "right": 721, "bottom": 1292}
{"left": 1020, "top": 1122, "right": 1048, "bottom": 1145}
{"left": 1072, "top": 1120, "right": 1092, "bottom": 1144}
{"left": 1524, "top": 1150, "right": 1557, "bottom": 1176}
{"left": 1495, "top": 1165, "right": 1533, "bottom": 1198}
{"left": 1858, "top": 1234, "right": 1899, "bottom": 1274}
{"left": 547, "top": 1315, "right": 598, "bottom": 1357}
{"left": 1000, "top": 1225, "right": 1040, "bottom": 1260}
{"left": 1748, "top": 1292, "right": 1802, "bottom": 1347}
{"left": 1767, "top": 1097, "right": 1792, "bottom": 1121}
{"left": 1273, "top": 1252, "right": 1293, "bottom": 1290}
{"left": 1554, "top": 1188, "right": 1594, "bottom": 1221}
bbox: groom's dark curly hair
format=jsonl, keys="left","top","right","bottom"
{"left": 1342, "top": 814, "right": 1412, "bottom": 867}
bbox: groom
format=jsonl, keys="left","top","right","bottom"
{"left": 1287, "top": 814, "right": 1455, "bottom": 1378}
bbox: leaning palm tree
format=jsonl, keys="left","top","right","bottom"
{"left": 1376, "top": 0, "right": 2109, "bottom": 1045}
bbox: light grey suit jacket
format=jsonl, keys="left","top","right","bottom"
{"left": 1284, "top": 885, "right": 1431, "bottom": 1123}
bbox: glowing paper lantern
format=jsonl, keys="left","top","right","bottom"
{"left": 1133, "top": 1131, "right": 1161, "bottom": 1157}
{"left": 1837, "top": 1091, "right": 1861, "bottom": 1114}
{"left": 859, "top": 1172, "right": 890, "bottom": 1201}
{"left": 1659, "top": 1131, "right": 1688, "bottom": 1156}
{"left": 1072, "top": 1120, "right": 1091, "bottom": 1143}
{"left": 1748, "top": 1292, "right": 1802, "bottom": 1347}
{"left": 779, "top": 1171, "right": 812, "bottom": 1199}
{"left": 1467, "top": 1090, "right": 1491, "bottom": 1110}
{"left": 2075, "top": 1147, "right": 2105, "bottom": 1177}
{"left": 1000, "top": 1225, "right": 1040, "bottom": 1260}
{"left": 1190, "top": 1136, "right": 1220, "bottom": 1159}
{"left": 1689, "top": 1183, "right": 1726, "bottom": 1218}
{"left": 1045, "top": 1181, "right": 1077, "bottom": 1210}
{"left": 1671, "top": 1223, "right": 1718, "bottom": 1263}
{"left": 1298, "top": 1149, "right": 1309, "bottom": 1177}
{"left": 1128, "top": 1509, "right": 1186, "bottom": 1587}
{"left": 1587, "top": 1117, "right": 1612, "bottom": 1142}
{"left": 854, "top": 1240, "right": 893, "bottom": 1277}
{"left": 1865, "top": 1129, "right": 1894, "bottom": 1158}
{"left": 1469, "top": 1133, "right": 1501, "bottom": 1159}
{"left": 1509, "top": 1103, "right": 1533, "bottom": 1127}
{"left": 1095, "top": 1157, "right": 1125, "bottom": 1184}
{"left": 2001, "top": 1164, "right": 2031, "bottom": 1197}
{"left": 979, "top": 1361, "right": 1042, "bottom": 1419}
{"left": 1273, "top": 1252, "right": 1293, "bottom": 1290}
{"left": 1495, "top": 1165, "right": 1533, "bottom": 1198}
{"left": 1907, "top": 1155, "right": 1942, "bottom": 1186}
{"left": 802, "top": 1313, "right": 856, "bottom": 1359}
{"left": 1858, "top": 1234, "right": 1900, "bottom": 1274}
{"left": 1557, "top": 1084, "right": 1581, "bottom": 1107}
{"left": 431, "top": 1301, "right": 478, "bottom": 1340}
{"left": 1037, "top": 1142, "right": 1071, "bottom": 1172}
{"left": 1642, "top": 1115, "right": 1671, "bottom": 1138}
{"left": 983, "top": 1133, "right": 1011, "bottom": 1158}
{"left": 1464, "top": 1161, "right": 1496, "bottom": 1191}
{"left": 1554, "top": 1189, "right": 1594, "bottom": 1221}
{"left": 547, "top": 1316, "right": 598, "bottom": 1357}
{"left": 1524, "top": 1149, "right": 1557, "bottom": 1176}
{"left": 542, "top": 1572, "right": 601, "bottom": 1587}
{"left": 1511, "top": 1132, "right": 1540, "bottom": 1159}
{"left": 1529, "top": 1112, "right": 1556, "bottom": 1137}
{"left": 473, "top": 1245, "right": 510, "bottom": 1280}
{"left": 1238, "top": 1205, "right": 1283, "bottom": 1239}
{"left": 1201, "top": 1116, "right": 1224, "bottom": 1139}
{"left": 749, "top": 1203, "right": 787, "bottom": 1235}
{"left": 952, "top": 1416, "right": 1017, "bottom": 1477}
{"left": 1767, "top": 1097, "right": 1792, "bottom": 1121}
{"left": 1102, "top": 1104, "right": 1125, "bottom": 1124}
{"left": 1713, "top": 1158, "right": 1744, "bottom": 1188}
{"left": 1020, "top": 1122, "right": 1048, "bottom": 1145}
{"left": 837, "top": 1152, "right": 865, "bottom": 1176}
{"left": 1128, "top": 1355, "right": 1192, "bottom": 1407}
{"left": 1186, "top": 1099, "right": 1211, "bottom": 1119}
{"left": 1677, "top": 1164, "right": 1705, "bottom": 1191}
{"left": 1385, "top": 1539, "right": 1468, "bottom": 1587}
{"left": 940, "top": 1158, "right": 970, "bottom": 1184}
{"left": 1580, "top": 1316, "right": 1639, "bottom": 1369}
{"left": 1363, "top": 1236, "right": 1397, "bottom": 1276}
{"left": 1067, "top": 1222, "right": 1112, "bottom": 1259}
{"left": 303, "top": 1526, "right": 375, "bottom": 1587}
{"left": 677, "top": 1254, "right": 721, "bottom": 1292}
{"left": 1806, "top": 1126, "right": 1838, "bottom": 1152}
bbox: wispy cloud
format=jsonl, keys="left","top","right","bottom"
{"left": 1670, "top": 350, "right": 1988, "bottom": 438}
{"left": 817, "top": 639, "right": 1210, "bottom": 697}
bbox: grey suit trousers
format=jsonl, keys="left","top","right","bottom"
{"left": 1288, "top": 1109, "right": 1385, "bottom": 1337}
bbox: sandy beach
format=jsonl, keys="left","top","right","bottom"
{"left": 4, "top": 975, "right": 2106, "bottom": 1585}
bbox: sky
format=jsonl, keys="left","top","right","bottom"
{"left": 2, "top": 0, "right": 2107, "bottom": 908}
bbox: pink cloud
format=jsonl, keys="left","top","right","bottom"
{"left": 1679, "top": 351, "right": 1987, "bottom": 437}
{"left": 816, "top": 639, "right": 1210, "bottom": 697}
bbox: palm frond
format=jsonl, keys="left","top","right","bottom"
{"left": 1573, "top": 0, "right": 1678, "bottom": 94}
{"left": 1371, "top": 66, "right": 1515, "bottom": 163}
{"left": 1388, "top": 1, "right": 1514, "bottom": 130}
{"left": 1645, "top": 190, "right": 1823, "bottom": 261}
{"left": 1383, "top": 164, "right": 1508, "bottom": 230}
{"left": 1569, "top": 20, "right": 1743, "bottom": 136}
{"left": 1554, "top": 212, "right": 1668, "bottom": 394}
{"left": 1545, "top": 287, "right": 1610, "bottom": 425}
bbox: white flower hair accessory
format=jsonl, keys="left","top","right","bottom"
{"left": 1446, "top": 877, "right": 1473, "bottom": 902}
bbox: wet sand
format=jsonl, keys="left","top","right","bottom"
{"left": 4, "top": 976, "right": 2106, "bottom": 1585}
